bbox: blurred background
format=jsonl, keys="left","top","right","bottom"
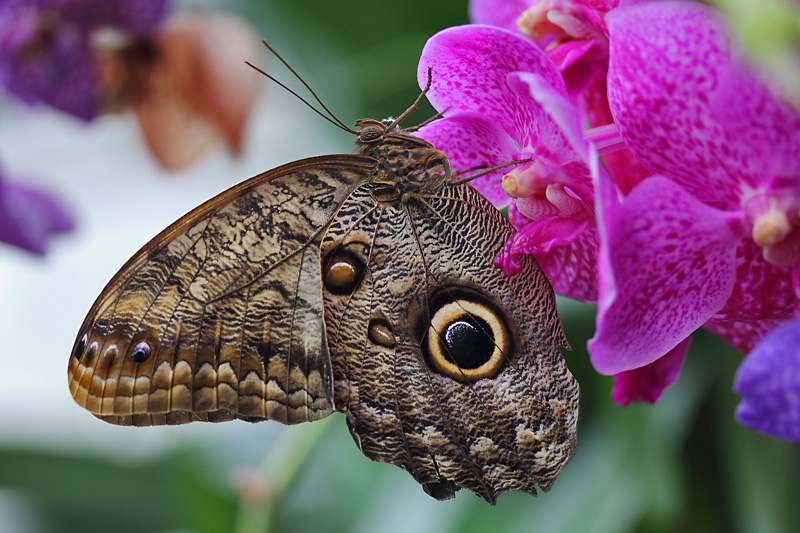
{"left": 1, "top": 0, "right": 798, "bottom": 532}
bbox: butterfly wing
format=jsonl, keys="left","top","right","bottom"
{"left": 321, "top": 182, "right": 579, "bottom": 503}
{"left": 68, "top": 155, "right": 375, "bottom": 426}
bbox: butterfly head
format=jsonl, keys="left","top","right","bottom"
{"left": 354, "top": 118, "right": 450, "bottom": 192}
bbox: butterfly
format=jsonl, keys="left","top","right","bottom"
{"left": 68, "top": 57, "right": 579, "bottom": 503}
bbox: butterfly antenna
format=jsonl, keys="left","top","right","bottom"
{"left": 258, "top": 40, "right": 354, "bottom": 133}
{"left": 245, "top": 61, "right": 355, "bottom": 133}
{"left": 385, "top": 68, "right": 433, "bottom": 133}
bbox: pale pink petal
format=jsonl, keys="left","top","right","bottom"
{"left": 415, "top": 112, "right": 519, "bottom": 208}
{"left": 418, "top": 24, "right": 566, "bottom": 148}
{"left": 704, "top": 317, "right": 791, "bottom": 354}
{"left": 469, "top": 0, "right": 534, "bottom": 32}
{"left": 611, "top": 336, "right": 691, "bottom": 406}
{"left": 589, "top": 174, "right": 741, "bottom": 374}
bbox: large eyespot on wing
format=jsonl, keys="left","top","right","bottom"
{"left": 68, "top": 155, "right": 376, "bottom": 427}
{"left": 320, "top": 177, "right": 579, "bottom": 503}
{"left": 409, "top": 184, "right": 579, "bottom": 499}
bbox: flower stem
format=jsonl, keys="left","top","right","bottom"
{"left": 233, "top": 414, "right": 337, "bottom": 533}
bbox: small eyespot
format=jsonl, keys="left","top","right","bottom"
{"left": 368, "top": 317, "right": 396, "bottom": 348}
{"left": 425, "top": 298, "right": 510, "bottom": 382}
{"left": 323, "top": 242, "right": 368, "bottom": 295}
{"left": 130, "top": 341, "right": 152, "bottom": 363}
{"left": 73, "top": 334, "right": 88, "bottom": 361}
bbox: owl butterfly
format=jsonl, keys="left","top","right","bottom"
{"left": 68, "top": 51, "right": 579, "bottom": 503}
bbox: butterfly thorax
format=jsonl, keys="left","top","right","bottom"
{"left": 354, "top": 118, "right": 449, "bottom": 198}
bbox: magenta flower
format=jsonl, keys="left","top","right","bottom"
{"left": 0, "top": 170, "right": 74, "bottom": 254}
{"left": 591, "top": 1, "right": 800, "bottom": 414}
{"left": 469, "top": 0, "right": 651, "bottom": 200}
{"left": 0, "top": 0, "right": 170, "bottom": 119}
{"left": 415, "top": 24, "right": 601, "bottom": 302}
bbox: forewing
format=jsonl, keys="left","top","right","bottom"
{"left": 68, "top": 155, "right": 375, "bottom": 426}
{"left": 321, "top": 183, "right": 578, "bottom": 503}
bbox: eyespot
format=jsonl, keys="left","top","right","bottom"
{"left": 322, "top": 241, "right": 369, "bottom": 295}
{"left": 425, "top": 297, "right": 511, "bottom": 382}
{"left": 368, "top": 317, "right": 396, "bottom": 348}
{"left": 73, "top": 333, "right": 88, "bottom": 361}
{"left": 130, "top": 340, "right": 152, "bottom": 363}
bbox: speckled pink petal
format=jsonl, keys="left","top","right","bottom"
{"left": 611, "top": 336, "right": 690, "bottom": 406}
{"left": 580, "top": 72, "right": 651, "bottom": 195}
{"left": 507, "top": 71, "right": 587, "bottom": 163}
{"left": 589, "top": 173, "right": 741, "bottom": 374}
{"left": 418, "top": 24, "right": 566, "bottom": 148}
{"left": 495, "top": 215, "right": 589, "bottom": 274}
{"left": 605, "top": 2, "right": 796, "bottom": 208}
{"left": 535, "top": 228, "right": 599, "bottom": 302}
{"left": 734, "top": 319, "right": 800, "bottom": 441}
{"left": 704, "top": 317, "right": 790, "bottom": 354}
{"left": 710, "top": 61, "right": 800, "bottom": 192}
{"left": 416, "top": 112, "right": 519, "bottom": 208}
{"left": 715, "top": 239, "right": 796, "bottom": 322}
{"left": 469, "top": 0, "right": 534, "bottom": 32}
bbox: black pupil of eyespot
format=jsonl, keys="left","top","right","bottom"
{"left": 442, "top": 315, "right": 494, "bottom": 369}
{"left": 130, "top": 342, "right": 151, "bottom": 363}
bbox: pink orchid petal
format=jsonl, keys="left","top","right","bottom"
{"left": 535, "top": 228, "right": 599, "bottom": 302}
{"left": 508, "top": 200, "right": 532, "bottom": 230}
{"left": 495, "top": 215, "right": 589, "bottom": 276}
{"left": 589, "top": 173, "right": 741, "bottom": 374}
{"left": 611, "top": 336, "right": 691, "bottom": 406}
{"left": 715, "top": 239, "right": 796, "bottom": 322}
{"left": 418, "top": 24, "right": 566, "bottom": 149}
{"left": 507, "top": 71, "right": 587, "bottom": 162}
{"left": 415, "top": 112, "right": 519, "bottom": 208}
{"left": 547, "top": 39, "right": 596, "bottom": 73}
{"left": 711, "top": 61, "right": 800, "bottom": 192}
{"left": 469, "top": 0, "right": 534, "bottom": 32}
{"left": 578, "top": 74, "right": 651, "bottom": 195}
{"left": 606, "top": 1, "right": 800, "bottom": 208}
{"left": 734, "top": 319, "right": 800, "bottom": 442}
{"left": 704, "top": 317, "right": 790, "bottom": 354}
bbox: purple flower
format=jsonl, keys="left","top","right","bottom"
{"left": 0, "top": 0, "right": 170, "bottom": 119}
{"left": 0, "top": 170, "right": 75, "bottom": 254}
{"left": 416, "top": 24, "right": 601, "bottom": 302}
{"left": 591, "top": 1, "right": 799, "bottom": 409}
{"left": 734, "top": 319, "right": 800, "bottom": 441}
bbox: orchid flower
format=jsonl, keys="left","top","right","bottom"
{"left": 0, "top": 0, "right": 170, "bottom": 120}
{"left": 592, "top": 1, "right": 800, "bottom": 429}
{"left": 0, "top": 169, "right": 74, "bottom": 254}
{"left": 415, "top": 24, "right": 601, "bottom": 302}
{"left": 470, "top": 0, "right": 651, "bottom": 192}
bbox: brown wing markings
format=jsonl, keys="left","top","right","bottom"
{"left": 71, "top": 157, "right": 379, "bottom": 423}
{"left": 69, "top": 217, "right": 205, "bottom": 409}
{"left": 417, "top": 191, "right": 573, "bottom": 494}
{"left": 74, "top": 155, "right": 375, "bottom": 352}
{"left": 403, "top": 203, "right": 498, "bottom": 499}
{"left": 122, "top": 219, "right": 216, "bottom": 418}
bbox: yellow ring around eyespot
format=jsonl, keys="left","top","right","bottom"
{"left": 426, "top": 299, "right": 510, "bottom": 382}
